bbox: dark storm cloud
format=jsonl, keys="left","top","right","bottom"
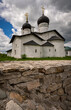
{"left": 54, "top": 21, "right": 71, "bottom": 42}
{"left": 51, "top": 22, "right": 71, "bottom": 42}
{"left": 48, "top": 0, "right": 71, "bottom": 42}
{"left": 50, "top": 0, "right": 71, "bottom": 12}
{"left": 61, "top": 23, "right": 71, "bottom": 42}
{"left": 1, "top": 0, "right": 71, "bottom": 43}
{"left": 0, "top": 0, "right": 2, "bottom": 3}
{"left": 49, "top": 18, "right": 71, "bottom": 42}
{"left": 3, "top": 0, "right": 42, "bottom": 10}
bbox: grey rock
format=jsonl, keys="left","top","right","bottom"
{"left": 47, "top": 83, "right": 62, "bottom": 93}
{"left": 27, "top": 79, "right": 40, "bottom": 91}
{"left": 9, "top": 76, "right": 33, "bottom": 85}
{"left": 65, "top": 84, "right": 71, "bottom": 95}
{"left": 45, "top": 66, "right": 64, "bottom": 75}
{"left": 63, "top": 77, "right": 71, "bottom": 87}
{"left": 0, "top": 89, "right": 7, "bottom": 99}
{"left": 49, "top": 95, "right": 60, "bottom": 102}
{"left": 66, "top": 95, "right": 71, "bottom": 101}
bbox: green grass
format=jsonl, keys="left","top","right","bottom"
{"left": 0, "top": 54, "right": 17, "bottom": 61}
{"left": 0, "top": 53, "right": 71, "bottom": 61}
{"left": 21, "top": 57, "right": 71, "bottom": 60}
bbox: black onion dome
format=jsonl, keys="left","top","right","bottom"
{"left": 37, "top": 15, "right": 49, "bottom": 25}
{"left": 22, "top": 22, "right": 31, "bottom": 30}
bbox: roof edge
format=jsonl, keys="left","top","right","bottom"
{"left": 35, "top": 30, "right": 65, "bottom": 41}
{"left": 23, "top": 40, "right": 40, "bottom": 46}
{"left": 6, "top": 49, "right": 12, "bottom": 52}
{"left": 42, "top": 41, "right": 54, "bottom": 46}
{"left": 10, "top": 32, "right": 44, "bottom": 43}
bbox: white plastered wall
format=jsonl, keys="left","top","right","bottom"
{"left": 7, "top": 51, "right": 12, "bottom": 57}
{"left": 68, "top": 51, "right": 71, "bottom": 56}
{"left": 42, "top": 46, "right": 55, "bottom": 57}
{"left": 21, "top": 29, "right": 31, "bottom": 35}
{"left": 11, "top": 30, "right": 65, "bottom": 58}
{"left": 24, "top": 45, "right": 41, "bottom": 58}
{"left": 38, "top": 22, "right": 49, "bottom": 33}
{"left": 11, "top": 37, "right": 21, "bottom": 58}
{"left": 49, "top": 40, "right": 65, "bottom": 57}
{"left": 21, "top": 35, "right": 42, "bottom": 56}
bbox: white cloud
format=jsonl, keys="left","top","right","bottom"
{"left": 64, "top": 41, "right": 71, "bottom": 47}
{"left": 0, "top": 1, "right": 32, "bottom": 35}
{"left": 0, "top": 0, "right": 71, "bottom": 31}
{"left": 0, "top": 28, "right": 12, "bottom": 52}
{"left": 0, "top": 0, "right": 71, "bottom": 45}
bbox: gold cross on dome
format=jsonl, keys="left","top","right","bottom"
{"left": 41, "top": 6, "right": 45, "bottom": 15}
{"left": 25, "top": 13, "right": 28, "bottom": 22}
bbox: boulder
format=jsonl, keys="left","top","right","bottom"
{"left": 6, "top": 100, "right": 23, "bottom": 110}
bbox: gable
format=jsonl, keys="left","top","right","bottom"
{"left": 54, "top": 30, "right": 65, "bottom": 41}
{"left": 10, "top": 32, "right": 44, "bottom": 43}
{"left": 21, "top": 34, "right": 43, "bottom": 45}
{"left": 23, "top": 40, "right": 40, "bottom": 45}
{"left": 42, "top": 41, "right": 54, "bottom": 46}
{"left": 47, "top": 36, "right": 63, "bottom": 41}
{"left": 35, "top": 30, "right": 65, "bottom": 41}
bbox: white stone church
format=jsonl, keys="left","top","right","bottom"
{"left": 7, "top": 8, "right": 65, "bottom": 58}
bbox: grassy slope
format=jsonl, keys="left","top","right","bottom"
{"left": 0, "top": 53, "right": 71, "bottom": 61}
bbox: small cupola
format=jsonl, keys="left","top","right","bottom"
{"left": 37, "top": 6, "right": 50, "bottom": 33}
{"left": 21, "top": 13, "right": 31, "bottom": 35}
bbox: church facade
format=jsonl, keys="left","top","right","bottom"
{"left": 7, "top": 9, "right": 65, "bottom": 58}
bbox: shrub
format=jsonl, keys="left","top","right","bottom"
{"left": 21, "top": 54, "right": 27, "bottom": 59}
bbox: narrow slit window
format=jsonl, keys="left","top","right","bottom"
{"left": 49, "top": 49, "right": 51, "bottom": 52}
{"left": 35, "top": 49, "right": 37, "bottom": 53}
{"left": 15, "top": 50, "right": 16, "bottom": 54}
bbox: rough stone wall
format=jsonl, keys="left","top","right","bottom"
{"left": 0, "top": 64, "right": 71, "bottom": 110}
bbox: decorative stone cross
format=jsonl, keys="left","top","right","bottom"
{"left": 41, "top": 6, "right": 45, "bottom": 15}
{"left": 25, "top": 13, "right": 28, "bottom": 22}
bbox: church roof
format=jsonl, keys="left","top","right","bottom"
{"left": 42, "top": 41, "right": 54, "bottom": 46}
{"left": 23, "top": 40, "right": 40, "bottom": 45}
{"left": 65, "top": 46, "right": 71, "bottom": 51}
{"left": 10, "top": 32, "right": 44, "bottom": 43}
{"left": 32, "top": 32, "right": 44, "bottom": 41}
{"left": 34, "top": 30, "right": 65, "bottom": 41}
{"left": 10, "top": 30, "right": 65, "bottom": 43}
{"left": 47, "top": 36, "right": 62, "bottom": 41}
{"left": 6, "top": 49, "right": 12, "bottom": 52}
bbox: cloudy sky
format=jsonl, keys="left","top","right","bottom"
{"left": 0, "top": 0, "right": 71, "bottom": 52}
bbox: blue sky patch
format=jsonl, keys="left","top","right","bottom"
{"left": 0, "top": 0, "right": 3, "bottom": 3}
{"left": 0, "top": 17, "right": 14, "bottom": 39}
